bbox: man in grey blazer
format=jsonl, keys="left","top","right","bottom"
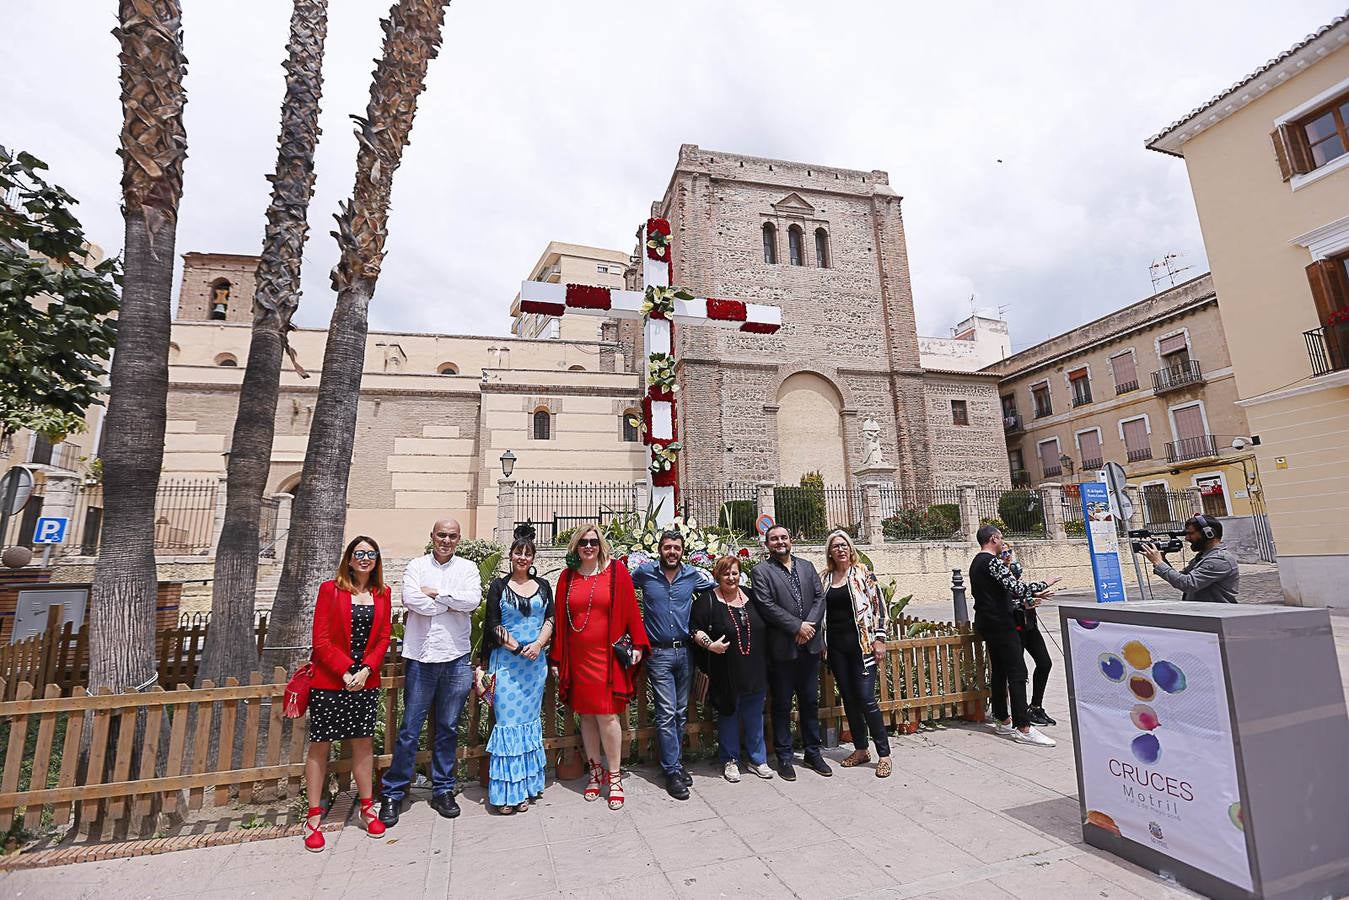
{"left": 750, "top": 524, "right": 832, "bottom": 780}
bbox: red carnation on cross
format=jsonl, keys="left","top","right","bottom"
{"left": 565, "top": 283, "right": 612, "bottom": 310}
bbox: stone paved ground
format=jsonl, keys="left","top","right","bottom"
{"left": 6, "top": 563, "right": 1345, "bottom": 899}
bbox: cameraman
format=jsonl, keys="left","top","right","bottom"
{"left": 1140, "top": 515, "right": 1239, "bottom": 603}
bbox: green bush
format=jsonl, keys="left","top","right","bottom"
{"left": 1064, "top": 518, "right": 1086, "bottom": 537}
{"left": 998, "top": 490, "right": 1044, "bottom": 535}
{"left": 927, "top": 503, "right": 960, "bottom": 534}
{"left": 553, "top": 525, "right": 579, "bottom": 548}
{"left": 979, "top": 515, "right": 1008, "bottom": 531}
{"left": 882, "top": 507, "right": 959, "bottom": 541}
{"left": 774, "top": 472, "right": 827, "bottom": 541}
{"left": 718, "top": 499, "right": 757, "bottom": 537}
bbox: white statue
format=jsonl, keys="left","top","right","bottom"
{"left": 861, "top": 417, "right": 886, "bottom": 468}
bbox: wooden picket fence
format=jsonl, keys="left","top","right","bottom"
{"left": 0, "top": 619, "right": 988, "bottom": 839}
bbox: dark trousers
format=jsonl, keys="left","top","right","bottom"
{"left": 984, "top": 629, "right": 1030, "bottom": 729}
{"left": 1019, "top": 627, "right": 1052, "bottom": 708}
{"left": 826, "top": 639, "right": 891, "bottom": 757}
{"left": 769, "top": 653, "right": 823, "bottom": 762}
{"left": 381, "top": 655, "right": 472, "bottom": 801}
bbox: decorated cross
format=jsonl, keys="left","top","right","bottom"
{"left": 519, "top": 217, "right": 782, "bottom": 526}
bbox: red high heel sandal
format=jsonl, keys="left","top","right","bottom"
{"left": 583, "top": 759, "right": 605, "bottom": 802}
{"left": 303, "top": 806, "right": 325, "bottom": 852}
{"left": 359, "top": 797, "right": 386, "bottom": 838}
{"left": 607, "top": 771, "right": 625, "bottom": 811}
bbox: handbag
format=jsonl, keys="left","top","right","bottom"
{"left": 283, "top": 662, "right": 315, "bottom": 719}
{"left": 612, "top": 634, "right": 636, "bottom": 668}
{"left": 691, "top": 669, "right": 710, "bottom": 705}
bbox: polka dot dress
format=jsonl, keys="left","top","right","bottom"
{"left": 308, "top": 603, "right": 379, "bottom": 742}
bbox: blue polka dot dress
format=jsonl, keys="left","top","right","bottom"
{"left": 487, "top": 587, "right": 549, "bottom": 807}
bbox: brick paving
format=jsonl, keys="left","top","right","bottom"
{"left": 4, "top": 563, "right": 1343, "bottom": 899}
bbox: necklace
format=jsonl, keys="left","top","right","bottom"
{"left": 720, "top": 594, "right": 751, "bottom": 656}
{"left": 566, "top": 569, "right": 601, "bottom": 633}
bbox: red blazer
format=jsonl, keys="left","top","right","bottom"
{"left": 310, "top": 580, "right": 392, "bottom": 690}
{"left": 549, "top": 559, "right": 651, "bottom": 707}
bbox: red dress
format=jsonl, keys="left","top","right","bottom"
{"left": 550, "top": 560, "right": 650, "bottom": 714}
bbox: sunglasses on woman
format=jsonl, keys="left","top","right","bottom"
{"left": 577, "top": 538, "right": 601, "bottom": 548}
{"left": 352, "top": 550, "right": 379, "bottom": 560}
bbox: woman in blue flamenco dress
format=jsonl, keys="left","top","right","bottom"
{"left": 477, "top": 530, "right": 554, "bottom": 814}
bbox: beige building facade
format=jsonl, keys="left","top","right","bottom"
{"left": 993, "top": 274, "right": 1262, "bottom": 539}
{"left": 1147, "top": 14, "right": 1349, "bottom": 606}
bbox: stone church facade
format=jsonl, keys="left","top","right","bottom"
{"left": 156, "top": 146, "right": 1006, "bottom": 554}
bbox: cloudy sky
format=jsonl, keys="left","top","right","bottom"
{"left": 5, "top": 2, "right": 1344, "bottom": 350}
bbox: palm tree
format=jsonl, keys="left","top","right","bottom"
{"left": 198, "top": 0, "right": 329, "bottom": 686}
{"left": 265, "top": 0, "right": 450, "bottom": 669}
{"left": 89, "top": 0, "right": 188, "bottom": 694}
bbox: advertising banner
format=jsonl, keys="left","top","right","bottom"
{"left": 1080, "top": 481, "right": 1126, "bottom": 603}
{"left": 1067, "top": 618, "right": 1252, "bottom": 891}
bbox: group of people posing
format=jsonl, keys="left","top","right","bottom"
{"left": 297, "top": 517, "right": 902, "bottom": 851}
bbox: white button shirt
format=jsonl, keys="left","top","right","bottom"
{"left": 401, "top": 553, "right": 481, "bottom": 662}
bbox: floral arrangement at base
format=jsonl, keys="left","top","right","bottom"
{"left": 603, "top": 501, "right": 759, "bottom": 576}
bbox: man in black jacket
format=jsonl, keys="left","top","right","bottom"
{"left": 751, "top": 524, "right": 831, "bottom": 779}
{"left": 970, "top": 524, "right": 1058, "bottom": 748}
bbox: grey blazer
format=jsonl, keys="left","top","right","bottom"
{"left": 750, "top": 556, "right": 825, "bottom": 661}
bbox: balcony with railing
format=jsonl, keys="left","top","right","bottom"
{"left": 1126, "top": 446, "right": 1154, "bottom": 463}
{"left": 1114, "top": 379, "right": 1139, "bottom": 395}
{"left": 1009, "top": 468, "right": 1031, "bottom": 487}
{"left": 1151, "top": 360, "right": 1205, "bottom": 393}
{"left": 1164, "top": 434, "right": 1220, "bottom": 463}
{"left": 1081, "top": 456, "right": 1104, "bottom": 471}
{"left": 1305, "top": 324, "right": 1349, "bottom": 377}
{"left": 1003, "top": 412, "right": 1023, "bottom": 432}
{"left": 1041, "top": 463, "right": 1062, "bottom": 479}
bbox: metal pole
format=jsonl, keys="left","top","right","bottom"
{"left": 951, "top": 568, "right": 969, "bottom": 625}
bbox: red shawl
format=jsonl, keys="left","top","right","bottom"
{"left": 549, "top": 558, "right": 651, "bottom": 708}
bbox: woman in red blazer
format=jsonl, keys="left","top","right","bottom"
{"left": 303, "top": 535, "right": 392, "bottom": 852}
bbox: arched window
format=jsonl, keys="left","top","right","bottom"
{"left": 214, "top": 353, "right": 238, "bottom": 367}
{"left": 788, "top": 225, "right": 804, "bottom": 266}
{"left": 761, "top": 223, "right": 777, "bottom": 264}
{"left": 437, "top": 362, "right": 459, "bottom": 375}
{"left": 568, "top": 364, "right": 586, "bottom": 372}
{"left": 533, "top": 409, "right": 552, "bottom": 441}
{"left": 621, "top": 411, "right": 640, "bottom": 442}
{"left": 814, "top": 228, "right": 830, "bottom": 268}
{"left": 209, "top": 279, "right": 231, "bottom": 320}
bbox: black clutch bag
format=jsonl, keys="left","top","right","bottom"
{"left": 612, "top": 634, "right": 636, "bottom": 667}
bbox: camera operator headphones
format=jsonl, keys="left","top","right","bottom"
{"left": 1191, "top": 514, "right": 1215, "bottom": 540}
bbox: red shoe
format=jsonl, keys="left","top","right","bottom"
{"left": 583, "top": 759, "right": 605, "bottom": 802}
{"left": 303, "top": 806, "right": 325, "bottom": 852}
{"left": 607, "top": 771, "right": 625, "bottom": 811}
{"left": 360, "top": 797, "right": 386, "bottom": 838}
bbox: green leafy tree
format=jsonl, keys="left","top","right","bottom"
{"left": 0, "top": 148, "right": 120, "bottom": 443}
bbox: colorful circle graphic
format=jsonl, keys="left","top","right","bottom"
{"left": 1128, "top": 675, "right": 1157, "bottom": 700}
{"left": 1228, "top": 802, "right": 1244, "bottom": 831}
{"left": 1152, "top": 660, "right": 1188, "bottom": 693}
{"left": 1121, "top": 640, "right": 1152, "bottom": 670}
{"left": 1131, "top": 732, "right": 1162, "bottom": 764}
{"left": 1077, "top": 619, "right": 1101, "bottom": 630}
{"left": 1098, "top": 653, "right": 1126, "bottom": 682}
{"left": 1129, "top": 704, "right": 1160, "bottom": 731}
{"left": 1086, "top": 810, "right": 1121, "bottom": 836}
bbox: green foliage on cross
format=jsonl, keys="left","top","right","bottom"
{"left": 0, "top": 147, "right": 120, "bottom": 441}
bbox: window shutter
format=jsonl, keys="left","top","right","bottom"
{"left": 1110, "top": 353, "right": 1137, "bottom": 385}
{"left": 1068, "top": 366, "right": 1088, "bottom": 380}
{"left": 1158, "top": 333, "right": 1188, "bottom": 356}
{"left": 1079, "top": 430, "right": 1102, "bottom": 461}
{"left": 1306, "top": 258, "right": 1349, "bottom": 325}
{"left": 1271, "top": 124, "right": 1316, "bottom": 181}
{"left": 1122, "top": 419, "right": 1148, "bottom": 452}
{"left": 1270, "top": 127, "right": 1294, "bottom": 181}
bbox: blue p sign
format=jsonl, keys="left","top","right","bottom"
{"left": 33, "top": 517, "right": 69, "bottom": 545}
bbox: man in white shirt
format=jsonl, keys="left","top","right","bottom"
{"left": 379, "top": 517, "right": 481, "bottom": 826}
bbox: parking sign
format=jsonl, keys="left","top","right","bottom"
{"left": 33, "top": 517, "right": 69, "bottom": 545}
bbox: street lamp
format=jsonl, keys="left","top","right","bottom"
{"left": 499, "top": 449, "right": 516, "bottom": 479}
{"left": 1059, "top": 453, "right": 1075, "bottom": 476}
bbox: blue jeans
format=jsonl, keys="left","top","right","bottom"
{"left": 717, "top": 690, "right": 768, "bottom": 765}
{"left": 646, "top": 646, "right": 691, "bottom": 775}
{"left": 381, "top": 655, "right": 472, "bottom": 801}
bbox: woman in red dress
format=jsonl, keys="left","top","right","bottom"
{"left": 549, "top": 524, "right": 650, "bottom": 809}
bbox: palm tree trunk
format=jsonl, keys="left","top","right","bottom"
{"left": 265, "top": 0, "right": 450, "bottom": 671}
{"left": 89, "top": 0, "right": 187, "bottom": 694}
{"left": 199, "top": 0, "right": 328, "bottom": 687}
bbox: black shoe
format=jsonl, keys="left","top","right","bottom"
{"left": 678, "top": 767, "right": 694, "bottom": 787}
{"left": 378, "top": 797, "right": 400, "bottom": 827}
{"left": 428, "top": 793, "right": 461, "bottom": 819}
{"left": 1028, "top": 706, "right": 1057, "bottom": 727}
{"left": 664, "top": 771, "right": 690, "bottom": 800}
{"left": 804, "top": 755, "right": 834, "bottom": 777}
{"left": 777, "top": 759, "right": 797, "bottom": 781}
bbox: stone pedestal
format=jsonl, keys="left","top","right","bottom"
{"left": 854, "top": 465, "right": 897, "bottom": 547}
{"left": 756, "top": 481, "right": 776, "bottom": 523}
{"left": 272, "top": 492, "right": 294, "bottom": 553}
{"left": 496, "top": 478, "right": 516, "bottom": 544}
{"left": 211, "top": 475, "right": 228, "bottom": 554}
{"left": 1040, "top": 482, "right": 1067, "bottom": 541}
{"left": 957, "top": 482, "right": 979, "bottom": 544}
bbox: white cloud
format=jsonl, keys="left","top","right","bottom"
{"left": 3, "top": 1, "right": 1342, "bottom": 351}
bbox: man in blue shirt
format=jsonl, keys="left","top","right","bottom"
{"left": 631, "top": 530, "right": 714, "bottom": 799}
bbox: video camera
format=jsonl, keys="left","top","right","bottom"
{"left": 1128, "top": 529, "right": 1184, "bottom": 555}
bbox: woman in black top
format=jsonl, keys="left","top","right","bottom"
{"left": 690, "top": 555, "right": 773, "bottom": 783}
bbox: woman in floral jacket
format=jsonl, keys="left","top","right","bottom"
{"left": 820, "top": 529, "right": 893, "bottom": 777}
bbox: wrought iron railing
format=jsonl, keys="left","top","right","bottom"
{"left": 1003, "top": 412, "right": 1022, "bottom": 432}
{"left": 514, "top": 481, "right": 640, "bottom": 545}
{"left": 1126, "top": 447, "right": 1154, "bottom": 463}
{"left": 875, "top": 487, "right": 963, "bottom": 542}
{"left": 1152, "top": 359, "right": 1204, "bottom": 393}
{"left": 1041, "top": 463, "right": 1062, "bottom": 479}
{"left": 1114, "top": 379, "right": 1139, "bottom": 395}
{"left": 1164, "top": 435, "right": 1219, "bottom": 463}
{"left": 1305, "top": 325, "right": 1349, "bottom": 377}
{"left": 1081, "top": 457, "right": 1104, "bottom": 471}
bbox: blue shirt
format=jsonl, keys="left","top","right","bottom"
{"left": 631, "top": 561, "right": 715, "bottom": 643}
